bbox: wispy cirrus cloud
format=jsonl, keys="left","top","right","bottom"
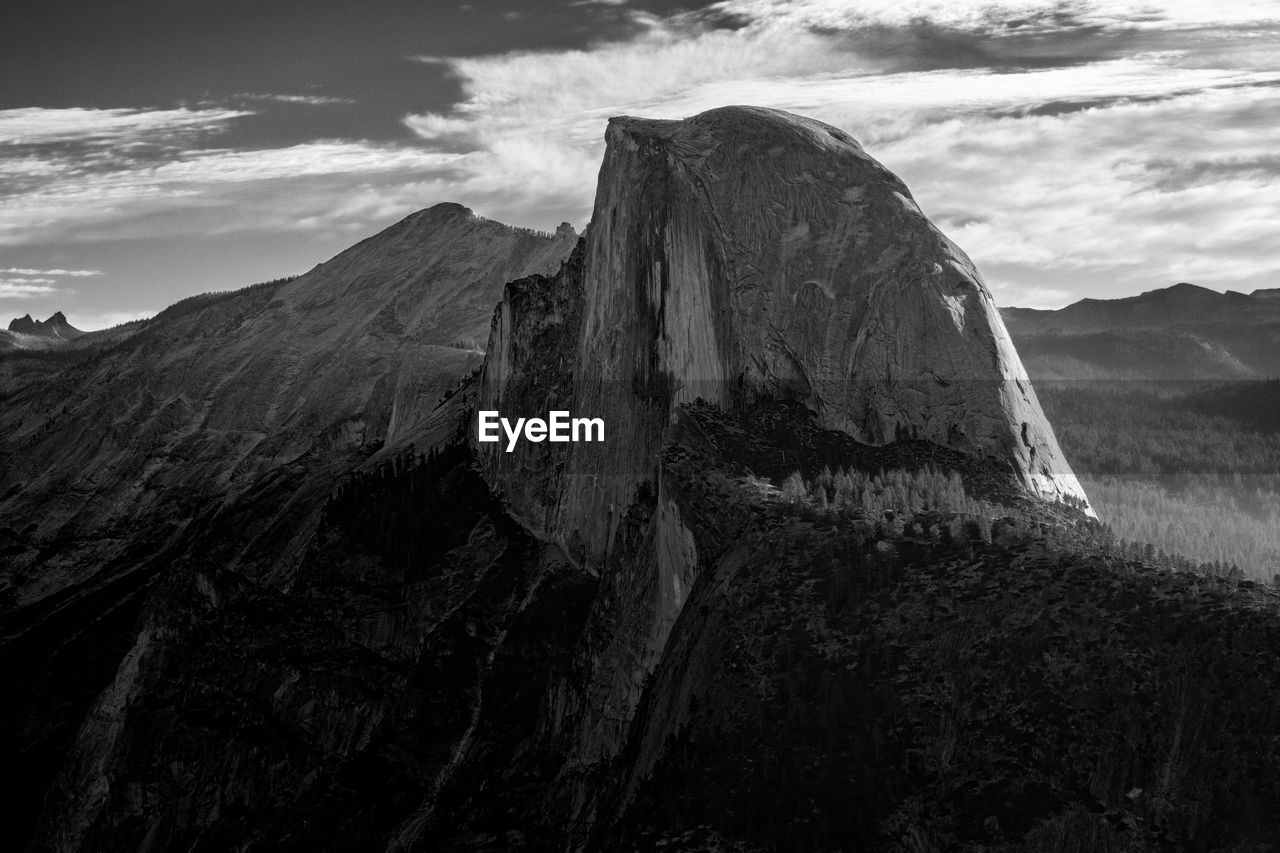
{"left": 0, "top": 267, "right": 104, "bottom": 301}
{"left": 0, "top": 279, "right": 60, "bottom": 298}
{"left": 230, "top": 93, "right": 357, "bottom": 106}
{"left": 0, "top": 135, "right": 464, "bottom": 246}
{"left": 707, "top": 0, "right": 1280, "bottom": 31}
{"left": 3, "top": 0, "right": 1280, "bottom": 317}
{"left": 878, "top": 85, "right": 1280, "bottom": 284}
{"left": 0, "top": 107, "right": 251, "bottom": 146}
{"left": 0, "top": 267, "right": 101, "bottom": 276}
{"left": 0, "top": 102, "right": 469, "bottom": 246}
{"left": 0, "top": 101, "right": 471, "bottom": 324}
{"left": 395, "top": 0, "right": 1280, "bottom": 303}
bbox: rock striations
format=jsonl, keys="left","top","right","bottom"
{"left": 472, "top": 105, "right": 1093, "bottom": 839}
{"left": 478, "top": 105, "right": 1089, "bottom": 568}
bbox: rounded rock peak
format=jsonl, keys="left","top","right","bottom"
{"left": 370, "top": 203, "right": 478, "bottom": 238}
{"left": 417, "top": 201, "right": 476, "bottom": 221}
{"left": 580, "top": 104, "right": 1089, "bottom": 512}
{"left": 606, "top": 105, "right": 865, "bottom": 153}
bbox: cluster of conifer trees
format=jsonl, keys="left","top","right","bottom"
{"left": 780, "top": 464, "right": 1254, "bottom": 583}
{"left": 780, "top": 465, "right": 999, "bottom": 521}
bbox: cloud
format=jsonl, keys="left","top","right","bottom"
{"left": 0, "top": 267, "right": 107, "bottom": 302}
{"left": 873, "top": 84, "right": 1280, "bottom": 287}
{"left": 0, "top": 279, "right": 59, "bottom": 298}
{"left": 986, "top": 280, "right": 1073, "bottom": 309}
{"left": 231, "top": 93, "right": 357, "bottom": 106}
{"left": 710, "top": 0, "right": 1280, "bottom": 32}
{"left": 4, "top": 0, "right": 1280, "bottom": 310}
{"left": 0, "top": 268, "right": 101, "bottom": 276}
{"left": 0, "top": 107, "right": 250, "bottom": 146}
{"left": 391, "top": 0, "right": 1280, "bottom": 303}
{"left": 0, "top": 141, "right": 464, "bottom": 245}
{"left": 73, "top": 310, "right": 154, "bottom": 331}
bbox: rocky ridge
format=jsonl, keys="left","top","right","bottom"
{"left": 1, "top": 203, "right": 575, "bottom": 606}
{"left": 1002, "top": 282, "right": 1280, "bottom": 379}
{"left": 0, "top": 204, "right": 575, "bottom": 848}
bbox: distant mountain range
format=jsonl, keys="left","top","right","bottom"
{"left": 11, "top": 281, "right": 1274, "bottom": 386}
{"left": 0, "top": 311, "right": 84, "bottom": 351}
{"left": 1002, "top": 282, "right": 1280, "bottom": 380}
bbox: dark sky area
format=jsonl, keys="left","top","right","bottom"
{"left": 1, "top": 0, "right": 719, "bottom": 143}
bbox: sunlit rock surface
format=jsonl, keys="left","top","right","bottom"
{"left": 1, "top": 203, "right": 574, "bottom": 607}
{"left": 472, "top": 106, "right": 1094, "bottom": 837}
{"left": 0, "top": 205, "right": 575, "bottom": 848}
{"left": 478, "top": 106, "right": 1088, "bottom": 578}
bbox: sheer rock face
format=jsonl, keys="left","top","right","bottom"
{"left": 478, "top": 106, "right": 1089, "bottom": 570}
{"left": 474, "top": 107, "right": 1091, "bottom": 806}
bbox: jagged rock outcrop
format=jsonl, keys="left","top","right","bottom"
{"left": 8, "top": 314, "right": 38, "bottom": 334}
{"left": 1, "top": 311, "right": 84, "bottom": 352}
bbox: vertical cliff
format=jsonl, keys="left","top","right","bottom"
{"left": 472, "top": 105, "right": 1093, "bottom": 832}
{"left": 477, "top": 106, "right": 1088, "bottom": 571}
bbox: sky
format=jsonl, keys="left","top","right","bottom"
{"left": 2, "top": 0, "right": 1279, "bottom": 328}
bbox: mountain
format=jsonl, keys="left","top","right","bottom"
{"left": 0, "top": 311, "right": 85, "bottom": 352}
{"left": 1002, "top": 282, "right": 1280, "bottom": 379}
{"left": 7, "top": 108, "right": 1280, "bottom": 852}
{"left": 0, "top": 203, "right": 575, "bottom": 848}
{"left": 1002, "top": 282, "right": 1280, "bottom": 333}
{"left": 0, "top": 317, "right": 178, "bottom": 401}
{"left": 480, "top": 105, "right": 1088, "bottom": 565}
{"left": 2, "top": 204, "right": 575, "bottom": 601}
{"left": 1, "top": 203, "right": 575, "bottom": 600}
{"left": 7, "top": 310, "right": 83, "bottom": 339}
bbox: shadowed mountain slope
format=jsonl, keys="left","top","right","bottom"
{"left": 0, "top": 204, "right": 575, "bottom": 848}
{"left": 1, "top": 203, "right": 575, "bottom": 607}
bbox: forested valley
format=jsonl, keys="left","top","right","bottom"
{"left": 1036, "top": 380, "right": 1280, "bottom": 581}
